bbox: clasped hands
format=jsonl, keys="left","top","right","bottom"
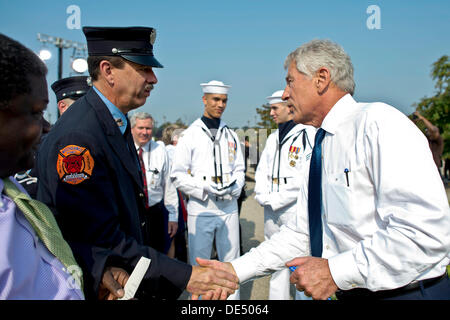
{"left": 203, "top": 180, "right": 240, "bottom": 198}
{"left": 189, "top": 257, "right": 239, "bottom": 300}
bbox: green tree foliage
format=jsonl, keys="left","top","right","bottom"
{"left": 153, "top": 117, "right": 187, "bottom": 139}
{"left": 255, "top": 103, "right": 277, "bottom": 129}
{"left": 414, "top": 55, "right": 450, "bottom": 157}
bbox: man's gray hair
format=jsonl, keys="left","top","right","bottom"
{"left": 130, "top": 111, "right": 153, "bottom": 128}
{"left": 284, "top": 39, "right": 355, "bottom": 95}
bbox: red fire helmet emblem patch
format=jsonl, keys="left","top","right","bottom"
{"left": 57, "top": 145, "right": 94, "bottom": 185}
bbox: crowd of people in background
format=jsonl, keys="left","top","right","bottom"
{"left": 0, "top": 27, "right": 448, "bottom": 302}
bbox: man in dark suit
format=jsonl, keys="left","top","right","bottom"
{"left": 36, "top": 26, "right": 238, "bottom": 300}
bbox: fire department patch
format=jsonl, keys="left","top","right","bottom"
{"left": 57, "top": 145, "right": 94, "bottom": 185}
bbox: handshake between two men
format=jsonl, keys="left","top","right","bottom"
{"left": 193, "top": 256, "right": 339, "bottom": 300}
{"left": 100, "top": 255, "right": 338, "bottom": 300}
{"left": 97, "top": 257, "right": 240, "bottom": 300}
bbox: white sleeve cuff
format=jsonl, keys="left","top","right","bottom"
{"left": 231, "top": 253, "right": 259, "bottom": 284}
{"left": 168, "top": 211, "right": 178, "bottom": 222}
{"left": 328, "top": 249, "right": 365, "bottom": 290}
{"left": 231, "top": 225, "right": 309, "bottom": 284}
{"left": 192, "top": 181, "right": 208, "bottom": 201}
{"left": 254, "top": 193, "right": 268, "bottom": 206}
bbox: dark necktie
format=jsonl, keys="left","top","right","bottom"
{"left": 308, "top": 128, "right": 326, "bottom": 257}
{"left": 138, "top": 147, "right": 150, "bottom": 209}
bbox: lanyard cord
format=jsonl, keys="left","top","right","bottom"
{"left": 220, "top": 125, "right": 238, "bottom": 188}
{"left": 270, "top": 129, "right": 307, "bottom": 191}
{"left": 201, "top": 125, "right": 238, "bottom": 187}
{"left": 143, "top": 143, "right": 160, "bottom": 174}
{"left": 304, "top": 129, "right": 312, "bottom": 150}
{"left": 201, "top": 126, "right": 225, "bottom": 188}
{"left": 146, "top": 144, "right": 151, "bottom": 172}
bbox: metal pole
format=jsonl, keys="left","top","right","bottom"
{"left": 58, "top": 45, "right": 63, "bottom": 80}
{"left": 57, "top": 45, "right": 63, "bottom": 120}
{"left": 37, "top": 34, "right": 87, "bottom": 120}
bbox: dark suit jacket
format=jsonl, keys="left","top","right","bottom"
{"left": 36, "top": 88, "right": 191, "bottom": 299}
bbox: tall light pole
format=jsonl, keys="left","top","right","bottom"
{"left": 37, "top": 33, "right": 87, "bottom": 80}
{"left": 37, "top": 33, "right": 87, "bottom": 119}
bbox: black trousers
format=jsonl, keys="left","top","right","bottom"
{"left": 143, "top": 201, "right": 166, "bottom": 254}
{"left": 335, "top": 273, "right": 450, "bottom": 300}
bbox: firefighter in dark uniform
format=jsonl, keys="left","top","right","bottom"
{"left": 51, "top": 75, "right": 91, "bottom": 117}
{"left": 36, "top": 26, "right": 238, "bottom": 300}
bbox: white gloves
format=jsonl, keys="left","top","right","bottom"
{"left": 255, "top": 193, "right": 271, "bottom": 206}
{"left": 203, "top": 180, "right": 241, "bottom": 198}
{"left": 203, "top": 182, "right": 229, "bottom": 196}
{"left": 229, "top": 183, "right": 242, "bottom": 197}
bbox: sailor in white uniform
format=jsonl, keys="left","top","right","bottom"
{"left": 255, "top": 90, "right": 316, "bottom": 300}
{"left": 171, "top": 80, "right": 245, "bottom": 300}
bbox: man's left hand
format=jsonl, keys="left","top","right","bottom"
{"left": 168, "top": 221, "right": 178, "bottom": 238}
{"left": 286, "top": 256, "right": 338, "bottom": 300}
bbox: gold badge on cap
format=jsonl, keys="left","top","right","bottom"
{"left": 150, "top": 29, "right": 157, "bottom": 45}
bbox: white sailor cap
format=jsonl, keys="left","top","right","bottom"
{"left": 266, "top": 90, "right": 285, "bottom": 105}
{"left": 200, "top": 80, "right": 231, "bottom": 94}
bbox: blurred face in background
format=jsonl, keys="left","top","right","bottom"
{"left": 269, "top": 102, "right": 292, "bottom": 124}
{"left": 131, "top": 118, "right": 153, "bottom": 147}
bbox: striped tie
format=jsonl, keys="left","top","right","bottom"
{"left": 138, "top": 147, "right": 150, "bottom": 209}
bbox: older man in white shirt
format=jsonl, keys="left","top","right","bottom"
{"left": 131, "top": 112, "right": 179, "bottom": 254}
{"left": 198, "top": 39, "right": 450, "bottom": 300}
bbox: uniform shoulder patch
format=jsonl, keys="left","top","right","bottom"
{"left": 57, "top": 145, "right": 94, "bottom": 185}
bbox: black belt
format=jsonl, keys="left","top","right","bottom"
{"left": 335, "top": 273, "right": 447, "bottom": 300}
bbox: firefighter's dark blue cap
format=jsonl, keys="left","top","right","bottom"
{"left": 82, "top": 26, "right": 163, "bottom": 68}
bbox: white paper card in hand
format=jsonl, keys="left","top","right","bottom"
{"left": 118, "top": 256, "right": 151, "bottom": 300}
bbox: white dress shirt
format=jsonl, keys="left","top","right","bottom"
{"left": 0, "top": 177, "right": 84, "bottom": 300}
{"left": 232, "top": 94, "right": 450, "bottom": 291}
{"left": 136, "top": 140, "right": 178, "bottom": 222}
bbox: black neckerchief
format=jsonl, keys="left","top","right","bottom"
{"left": 278, "top": 120, "right": 296, "bottom": 143}
{"left": 201, "top": 115, "right": 221, "bottom": 132}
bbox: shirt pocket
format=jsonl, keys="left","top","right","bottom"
{"left": 324, "top": 168, "right": 357, "bottom": 227}
{"left": 149, "top": 171, "right": 162, "bottom": 189}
